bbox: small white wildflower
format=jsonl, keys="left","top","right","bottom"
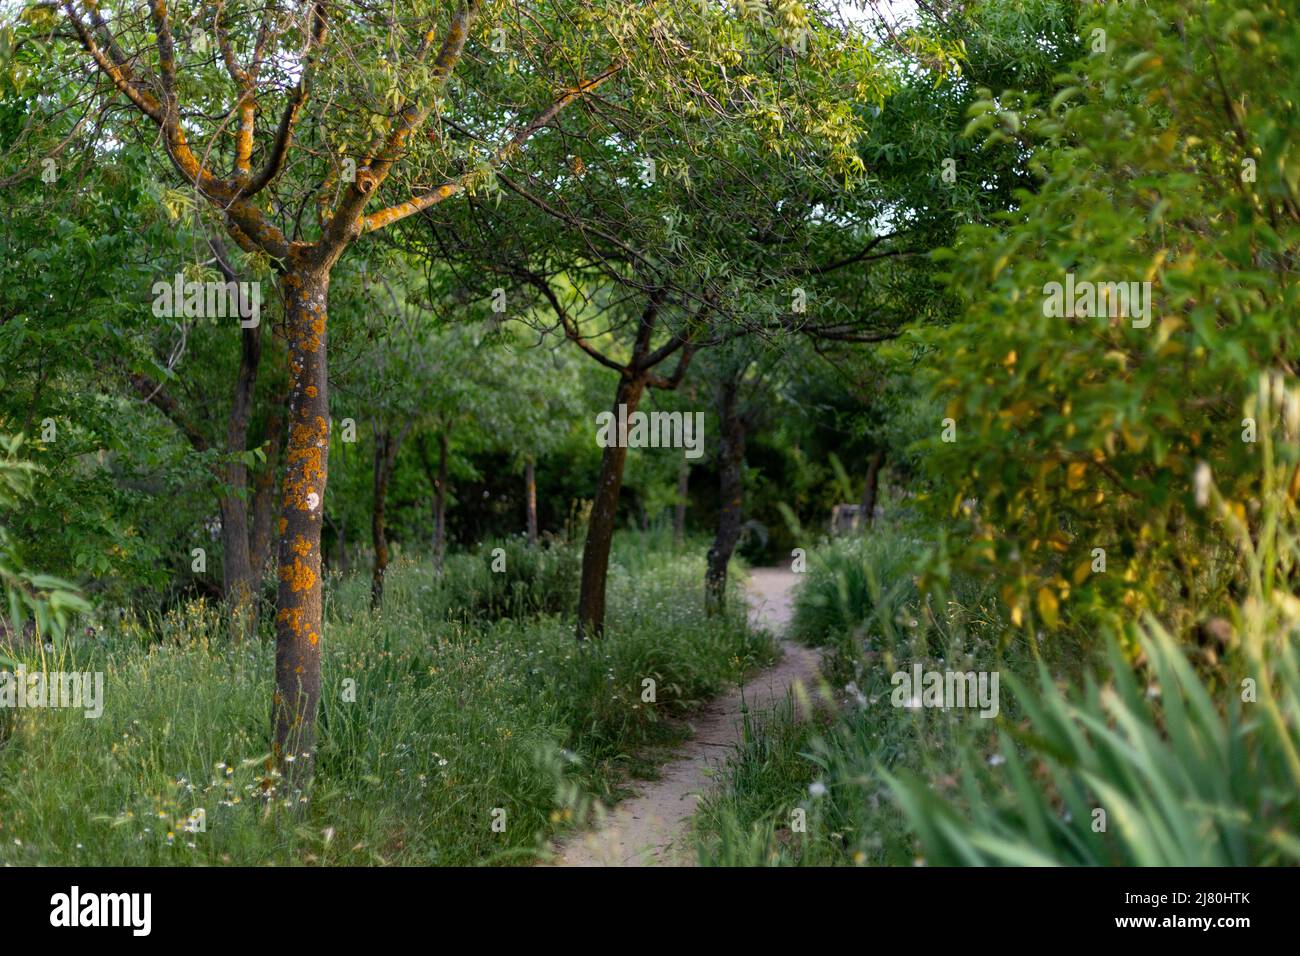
{"left": 1194, "top": 460, "right": 1212, "bottom": 508}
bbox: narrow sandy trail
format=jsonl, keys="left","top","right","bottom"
{"left": 551, "top": 567, "right": 820, "bottom": 866}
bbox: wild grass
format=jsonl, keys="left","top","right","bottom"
{"left": 0, "top": 532, "right": 773, "bottom": 866}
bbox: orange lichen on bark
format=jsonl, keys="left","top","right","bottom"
{"left": 283, "top": 417, "right": 328, "bottom": 509}
{"left": 292, "top": 299, "right": 327, "bottom": 353}
{"left": 292, "top": 535, "right": 312, "bottom": 557}
{"left": 280, "top": 556, "right": 317, "bottom": 593}
{"left": 277, "top": 605, "right": 305, "bottom": 634}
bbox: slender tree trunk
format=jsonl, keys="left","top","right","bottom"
{"left": 577, "top": 374, "right": 646, "bottom": 638}
{"left": 219, "top": 494, "right": 255, "bottom": 630}
{"left": 249, "top": 399, "right": 284, "bottom": 587}
{"left": 220, "top": 320, "right": 263, "bottom": 640}
{"left": 272, "top": 263, "right": 330, "bottom": 789}
{"left": 674, "top": 458, "right": 689, "bottom": 546}
{"left": 706, "top": 376, "right": 747, "bottom": 613}
{"left": 525, "top": 457, "right": 538, "bottom": 545}
{"left": 860, "top": 448, "right": 884, "bottom": 532}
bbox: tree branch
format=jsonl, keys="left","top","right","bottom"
{"left": 361, "top": 59, "right": 625, "bottom": 235}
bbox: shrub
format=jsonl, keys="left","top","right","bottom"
{"left": 919, "top": 0, "right": 1300, "bottom": 638}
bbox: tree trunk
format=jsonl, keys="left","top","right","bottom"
{"left": 577, "top": 374, "right": 646, "bottom": 638}
{"left": 674, "top": 457, "right": 689, "bottom": 546}
{"left": 860, "top": 448, "right": 884, "bottom": 532}
{"left": 525, "top": 457, "right": 538, "bottom": 545}
{"left": 220, "top": 320, "right": 263, "bottom": 641}
{"left": 706, "top": 376, "right": 747, "bottom": 613}
{"left": 249, "top": 399, "right": 284, "bottom": 589}
{"left": 272, "top": 263, "right": 330, "bottom": 789}
{"left": 219, "top": 494, "right": 255, "bottom": 633}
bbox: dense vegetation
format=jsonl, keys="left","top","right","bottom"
{"left": 1, "top": 0, "right": 1297, "bottom": 868}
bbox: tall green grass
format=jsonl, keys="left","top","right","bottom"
{"left": 0, "top": 533, "right": 772, "bottom": 866}
{"left": 886, "top": 619, "right": 1300, "bottom": 865}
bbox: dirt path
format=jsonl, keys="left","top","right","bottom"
{"left": 550, "top": 567, "right": 820, "bottom": 866}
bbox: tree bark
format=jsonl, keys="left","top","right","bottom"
{"left": 272, "top": 262, "right": 330, "bottom": 790}
{"left": 674, "top": 457, "right": 689, "bottom": 546}
{"left": 249, "top": 398, "right": 284, "bottom": 588}
{"left": 706, "top": 375, "right": 747, "bottom": 613}
{"left": 860, "top": 448, "right": 884, "bottom": 532}
{"left": 218, "top": 493, "right": 255, "bottom": 634}
{"left": 210, "top": 237, "right": 264, "bottom": 639}
{"left": 525, "top": 457, "right": 538, "bottom": 545}
{"left": 577, "top": 374, "right": 646, "bottom": 638}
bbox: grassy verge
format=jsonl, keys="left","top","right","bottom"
{"left": 0, "top": 533, "right": 774, "bottom": 866}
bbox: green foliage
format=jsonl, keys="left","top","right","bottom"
{"left": 790, "top": 532, "right": 921, "bottom": 647}
{"left": 919, "top": 0, "right": 1300, "bottom": 637}
{"left": 437, "top": 537, "right": 582, "bottom": 621}
{"left": 886, "top": 617, "right": 1300, "bottom": 866}
{"left": 889, "top": 366, "right": 1300, "bottom": 866}
{"left": 0, "top": 434, "right": 89, "bottom": 656}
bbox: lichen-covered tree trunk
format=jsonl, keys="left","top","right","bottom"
{"left": 577, "top": 374, "right": 645, "bottom": 638}
{"left": 706, "top": 376, "right": 747, "bottom": 613}
{"left": 272, "top": 263, "right": 330, "bottom": 788}
{"left": 525, "top": 457, "right": 538, "bottom": 545}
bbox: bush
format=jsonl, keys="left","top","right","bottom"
{"left": 919, "top": 0, "right": 1300, "bottom": 639}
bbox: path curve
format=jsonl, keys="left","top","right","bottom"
{"left": 551, "top": 567, "right": 819, "bottom": 866}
